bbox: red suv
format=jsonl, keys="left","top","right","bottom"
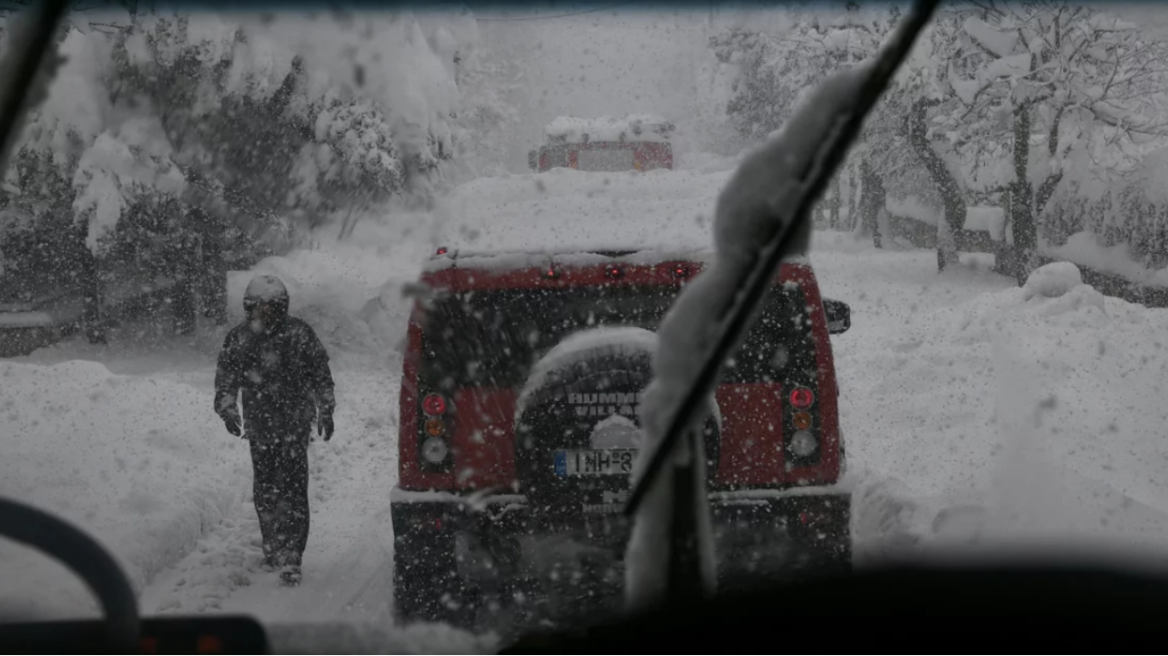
{"left": 391, "top": 248, "right": 852, "bottom": 633}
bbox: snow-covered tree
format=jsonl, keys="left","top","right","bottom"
{"left": 947, "top": 1, "right": 1168, "bottom": 265}
{"left": 709, "top": 5, "right": 903, "bottom": 231}
{"left": 1, "top": 7, "right": 489, "bottom": 269}
{"left": 710, "top": 6, "right": 897, "bottom": 143}
{"left": 450, "top": 38, "right": 524, "bottom": 180}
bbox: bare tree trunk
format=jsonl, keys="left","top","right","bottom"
{"left": 829, "top": 175, "right": 841, "bottom": 230}
{"left": 1010, "top": 100, "right": 1036, "bottom": 283}
{"left": 847, "top": 162, "right": 858, "bottom": 231}
{"left": 908, "top": 98, "right": 965, "bottom": 270}
{"left": 859, "top": 158, "right": 884, "bottom": 248}
{"left": 1034, "top": 104, "right": 1065, "bottom": 219}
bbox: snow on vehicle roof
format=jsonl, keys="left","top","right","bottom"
{"left": 544, "top": 114, "right": 674, "bottom": 145}
{"left": 426, "top": 166, "right": 811, "bottom": 273}
{"left": 424, "top": 246, "right": 810, "bottom": 273}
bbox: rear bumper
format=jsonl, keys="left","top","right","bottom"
{"left": 390, "top": 485, "right": 849, "bottom": 525}
{"left": 391, "top": 486, "right": 851, "bottom": 628}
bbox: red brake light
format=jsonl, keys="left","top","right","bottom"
{"left": 673, "top": 264, "right": 689, "bottom": 278}
{"left": 790, "top": 387, "right": 814, "bottom": 409}
{"left": 423, "top": 393, "right": 447, "bottom": 416}
{"left": 436, "top": 247, "right": 448, "bottom": 255}
{"left": 605, "top": 264, "right": 623, "bottom": 279}
{"left": 543, "top": 266, "right": 560, "bottom": 279}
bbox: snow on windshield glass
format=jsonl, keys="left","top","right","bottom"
{"left": 4, "top": 1, "right": 1168, "bottom": 651}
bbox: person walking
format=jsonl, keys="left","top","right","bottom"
{"left": 214, "top": 274, "right": 335, "bottom": 586}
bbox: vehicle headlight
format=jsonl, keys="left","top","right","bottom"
{"left": 789, "top": 430, "right": 818, "bottom": 457}
{"left": 422, "top": 437, "right": 449, "bottom": 463}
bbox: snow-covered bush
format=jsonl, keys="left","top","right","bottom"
{"left": 0, "top": 7, "right": 511, "bottom": 268}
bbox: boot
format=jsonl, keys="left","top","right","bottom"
{"left": 279, "top": 565, "right": 302, "bottom": 587}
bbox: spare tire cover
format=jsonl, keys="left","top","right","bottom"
{"left": 514, "top": 327, "right": 720, "bottom": 519}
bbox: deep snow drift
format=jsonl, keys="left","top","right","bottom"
{"left": 822, "top": 253, "right": 1168, "bottom": 562}
{"left": 0, "top": 359, "right": 249, "bottom": 619}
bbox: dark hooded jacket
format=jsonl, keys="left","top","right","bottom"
{"left": 214, "top": 313, "right": 335, "bottom": 439}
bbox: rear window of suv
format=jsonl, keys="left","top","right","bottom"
{"left": 418, "top": 281, "right": 816, "bottom": 391}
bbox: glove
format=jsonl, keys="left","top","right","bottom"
{"left": 318, "top": 411, "right": 334, "bottom": 442}
{"left": 221, "top": 411, "right": 243, "bottom": 438}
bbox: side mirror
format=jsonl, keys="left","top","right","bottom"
{"left": 528, "top": 149, "right": 538, "bottom": 171}
{"left": 823, "top": 298, "right": 850, "bottom": 335}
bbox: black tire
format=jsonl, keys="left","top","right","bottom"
{"left": 514, "top": 334, "right": 720, "bottom": 518}
{"left": 714, "top": 493, "right": 852, "bottom": 595}
{"left": 393, "top": 524, "right": 475, "bottom": 629}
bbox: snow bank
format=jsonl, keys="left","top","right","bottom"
{"left": 0, "top": 360, "right": 248, "bottom": 619}
{"left": 836, "top": 261, "right": 1168, "bottom": 553}
{"left": 544, "top": 114, "right": 673, "bottom": 145}
{"left": 1023, "top": 261, "right": 1083, "bottom": 300}
{"left": 1046, "top": 230, "right": 1168, "bottom": 287}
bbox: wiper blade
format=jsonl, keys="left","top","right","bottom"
{"left": 626, "top": 0, "right": 941, "bottom": 520}
{"left": 623, "top": 0, "right": 942, "bottom": 603}
{"left": 0, "top": 0, "right": 69, "bottom": 174}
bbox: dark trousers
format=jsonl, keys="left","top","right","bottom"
{"left": 249, "top": 434, "right": 310, "bottom": 567}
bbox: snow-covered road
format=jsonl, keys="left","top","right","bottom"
{"left": 6, "top": 165, "right": 1168, "bottom": 650}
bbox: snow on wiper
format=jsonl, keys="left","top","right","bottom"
{"left": 623, "top": 0, "right": 943, "bottom": 610}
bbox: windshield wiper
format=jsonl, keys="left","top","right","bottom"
{"left": 623, "top": 0, "right": 943, "bottom": 607}
{"left": 0, "top": 0, "right": 69, "bottom": 174}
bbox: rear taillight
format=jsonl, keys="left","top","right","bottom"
{"left": 673, "top": 264, "right": 690, "bottom": 278}
{"left": 420, "top": 393, "right": 452, "bottom": 469}
{"left": 421, "top": 436, "right": 449, "bottom": 464}
{"left": 790, "top": 387, "right": 814, "bottom": 409}
{"left": 786, "top": 385, "right": 820, "bottom": 466}
{"left": 423, "top": 393, "right": 447, "bottom": 416}
{"left": 792, "top": 411, "right": 812, "bottom": 430}
{"left": 424, "top": 418, "right": 446, "bottom": 437}
{"left": 789, "top": 430, "right": 818, "bottom": 457}
{"left": 605, "top": 264, "right": 623, "bottom": 279}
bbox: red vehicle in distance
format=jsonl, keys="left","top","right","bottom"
{"left": 528, "top": 115, "right": 674, "bottom": 173}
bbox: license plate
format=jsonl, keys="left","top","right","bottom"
{"left": 554, "top": 449, "right": 637, "bottom": 476}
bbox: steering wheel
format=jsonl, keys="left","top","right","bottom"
{"left": 0, "top": 496, "right": 139, "bottom": 653}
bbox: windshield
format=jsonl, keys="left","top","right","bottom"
{"left": 3, "top": 0, "right": 1168, "bottom": 651}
